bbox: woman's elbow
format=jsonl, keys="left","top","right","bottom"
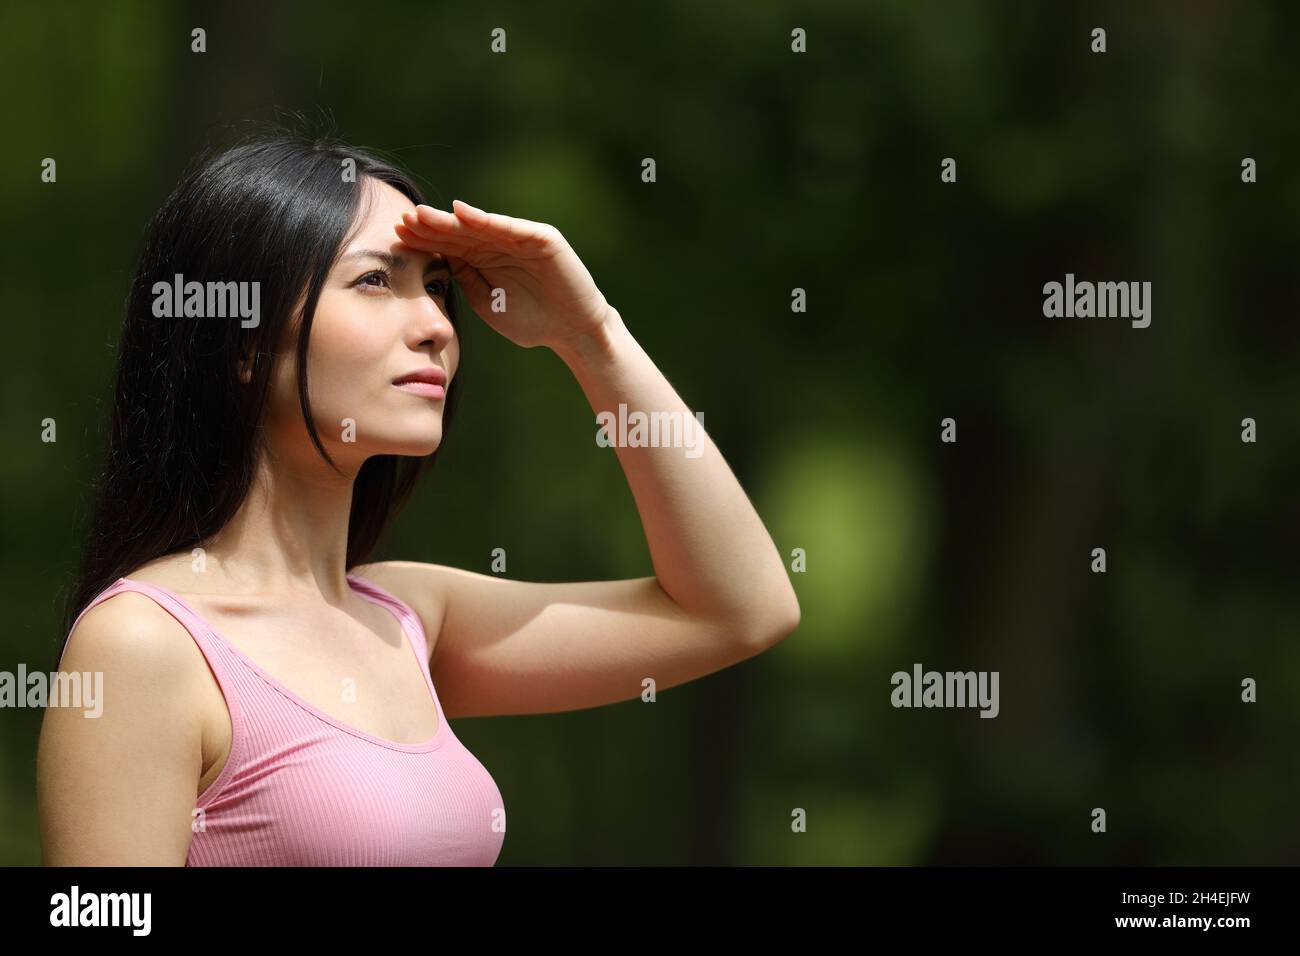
{"left": 742, "top": 585, "right": 801, "bottom": 648}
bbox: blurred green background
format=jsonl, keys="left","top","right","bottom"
{"left": 2, "top": 0, "right": 1298, "bottom": 865}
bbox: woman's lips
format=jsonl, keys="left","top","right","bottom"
{"left": 393, "top": 381, "right": 446, "bottom": 400}
{"left": 392, "top": 366, "right": 447, "bottom": 400}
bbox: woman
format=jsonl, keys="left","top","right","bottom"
{"left": 36, "top": 130, "right": 800, "bottom": 866}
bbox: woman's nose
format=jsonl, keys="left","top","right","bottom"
{"left": 411, "top": 297, "right": 455, "bottom": 351}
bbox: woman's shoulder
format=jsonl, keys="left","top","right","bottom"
{"left": 62, "top": 557, "right": 229, "bottom": 719}
{"left": 43, "top": 580, "right": 218, "bottom": 866}
{"left": 64, "top": 582, "right": 208, "bottom": 680}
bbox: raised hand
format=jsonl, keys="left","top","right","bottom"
{"left": 395, "top": 200, "right": 613, "bottom": 352}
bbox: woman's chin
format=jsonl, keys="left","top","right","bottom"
{"left": 385, "top": 433, "right": 443, "bottom": 457}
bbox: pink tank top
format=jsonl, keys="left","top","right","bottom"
{"left": 59, "top": 573, "right": 506, "bottom": 866}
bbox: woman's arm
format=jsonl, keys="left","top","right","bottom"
{"left": 373, "top": 202, "right": 798, "bottom": 720}
{"left": 551, "top": 306, "right": 799, "bottom": 639}
{"left": 37, "top": 593, "right": 205, "bottom": 865}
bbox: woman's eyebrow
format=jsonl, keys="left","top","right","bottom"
{"left": 341, "top": 249, "right": 450, "bottom": 274}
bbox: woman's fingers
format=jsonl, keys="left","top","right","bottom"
{"left": 399, "top": 211, "right": 476, "bottom": 244}
{"left": 408, "top": 206, "right": 464, "bottom": 234}
{"left": 415, "top": 201, "right": 556, "bottom": 250}
{"left": 395, "top": 223, "right": 523, "bottom": 274}
{"left": 398, "top": 200, "right": 561, "bottom": 272}
{"left": 395, "top": 219, "right": 480, "bottom": 255}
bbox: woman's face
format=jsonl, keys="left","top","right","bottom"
{"left": 261, "top": 177, "right": 459, "bottom": 469}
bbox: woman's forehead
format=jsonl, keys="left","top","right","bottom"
{"left": 338, "top": 178, "right": 438, "bottom": 267}
{"left": 354, "top": 178, "right": 417, "bottom": 237}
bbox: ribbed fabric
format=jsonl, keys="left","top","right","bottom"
{"left": 60, "top": 573, "right": 506, "bottom": 866}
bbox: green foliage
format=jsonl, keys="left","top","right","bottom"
{"left": 3, "top": 0, "right": 1298, "bottom": 865}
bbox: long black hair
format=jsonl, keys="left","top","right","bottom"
{"left": 60, "top": 128, "right": 460, "bottom": 648}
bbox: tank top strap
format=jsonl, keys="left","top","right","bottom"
{"left": 59, "top": 578, "right": 162, "bottom": 671}
{"left": 346, "top": 572, "right": 433, "bottom": 663}
{"left": 58, "top": 577, "right": 247, "bottom": 742}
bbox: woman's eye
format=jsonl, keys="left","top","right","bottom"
{"left": 355, "top": 270, "right": 390, "bottom": 293}
{"left": 354, "top": 271, "right": 447, "bottom": 298}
